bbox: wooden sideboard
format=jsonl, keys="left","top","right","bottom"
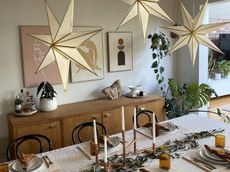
{"left": 7, "top": 95, "right": 164, "bottom": 152}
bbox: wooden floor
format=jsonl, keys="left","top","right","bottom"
{"left": 208, "top": 95, "right": 230, "bottom": 121}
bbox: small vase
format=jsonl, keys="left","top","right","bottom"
{"left": 39, "top": 97, "right": 57, "bottom": 112}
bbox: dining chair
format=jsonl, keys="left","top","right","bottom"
{"left": 7, "top": 134, "right": 52, "bottom": 161}
{"left": 134, "top": 109, "right": 158, "bottom": 128}
{"left": 72, "top": 122, "right": 107, "bottom": 144}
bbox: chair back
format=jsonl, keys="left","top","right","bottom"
{"left": 72, "top": 122, "right": 106, "bottom": 144}
{"left": 7, "top": 134, "right": 52, "bottom": 161}
{"left": 134, "top": 109, "right": 158, "bottom": 128}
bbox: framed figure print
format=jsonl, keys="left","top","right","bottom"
{"left": 20, "top": 26, "right": 62, "bottom": 87}
{"left": 70, "top": 26, "right": 104, "bottom": 83}
{"left": 108, "top": 32, "right": 133, "bottom": 72}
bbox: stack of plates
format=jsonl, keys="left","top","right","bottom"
{"left": 199, "top": 146, "right": 229, "bottom": 165}
{"left": 9, "top": 156, "right": 43, "bottom": 172}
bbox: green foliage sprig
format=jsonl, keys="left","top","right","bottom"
{"left": 37, "top": 81, "right": 57, "bottom": 100}
{"left": 148, "top": 32, "right": 170, "bottom": 87}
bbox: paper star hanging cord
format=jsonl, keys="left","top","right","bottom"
{"left": 163, "top": 0, "right": 230, "bottom": 65}
{"left": 117, "top": 0, "right": 175, "bottom": 40}
{"left": 30, "top": 0, "right": 101, "bottom": 90}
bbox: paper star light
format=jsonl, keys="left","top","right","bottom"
{"left": 163, "top": 0, "right": 230, "bottom": 65}
{"left": 30, "top": 0, "right": 101, "bottom": 90}
{"left": 117, "top": 0, "right": 174, "bottom": 40}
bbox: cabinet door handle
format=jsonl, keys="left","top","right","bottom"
{"left": 139, "top": 107, "right": 145, "bottom": 110}
{"left": 92, "top": 115, "right": 101, "bottom": 119}
{"left": 104, "top": 113, "right": 111, "bottom": 118}
{"left": 49, "top": 124, "right": 57, "bottom": 129}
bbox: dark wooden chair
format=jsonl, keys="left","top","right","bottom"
{"left": 72, "top": 122, "right": 107, "bottom": 144}
{"left": 134, "top": 109, "right": 158, "bottom": 128}
{"left": 7, "top": 134, "right": 52, "bottom": 161}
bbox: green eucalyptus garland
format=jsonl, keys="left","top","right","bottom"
{"left": 82, "top": 129, "right": 224, "bottom": 172}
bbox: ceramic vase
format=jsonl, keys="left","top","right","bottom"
{"left": 39, "top": 97, "right": 57, "bottom": 112}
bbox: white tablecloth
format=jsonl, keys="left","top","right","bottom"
{"left": 10, "top": 113, "right": 230, "bottom": 172}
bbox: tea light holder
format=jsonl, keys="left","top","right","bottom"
{"left": 215, "top": 134, "right": 225, "bottom": 148}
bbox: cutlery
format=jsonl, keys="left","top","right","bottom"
{"left": 182, "top": 157, "right": 211, "bottom": 172}
{"left": 42, "top": 156, "right": 50, "bottom": 168}
{"left": 44, "top": 155, "right": 53, "bottom": 165}
{"left": 193, "top": 157, "right": 216, "bottom": 170}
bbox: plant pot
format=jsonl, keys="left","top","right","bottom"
{"left": 214, "top": 73, "right": 222, "bottom": 80}
{"left": 39, "top": 98, "right": 57, "bottom": 112}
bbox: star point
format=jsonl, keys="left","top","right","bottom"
{"left": 117, "top": 0, "right": 174, "bottom": 40}
{"left": 30, "top": 0, "right": 101, "bottom": 90}
{"left": 163, "top": 0, "right": 229, "bottom": 65}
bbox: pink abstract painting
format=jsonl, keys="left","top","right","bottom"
{"left": 20, "top": 26, "right": 61, "bottom": 87}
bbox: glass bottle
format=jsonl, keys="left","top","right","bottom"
{"left": 15, "top": 96, "right": 22, "bottom": 113}
{"left": 159, "top": 145, "right": 170, "bottom": 170}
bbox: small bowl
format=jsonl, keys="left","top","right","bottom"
{"left": 128, "top": 85, "right": 141, "bottom": 91}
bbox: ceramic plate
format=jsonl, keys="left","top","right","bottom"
{"left": 161, "top": 123, "right": 178, "bottom": 132}
{"left": 99, "top": 137, "right": 120, "bottom": 149}
{"left": 199, "top": 149, "right": 229, "bottom": 165}
{"left": 203, "top": 147, "right": 230, "bottom": 162}
{"left": 9, "top": 156, "right": 43, "bottom": 172}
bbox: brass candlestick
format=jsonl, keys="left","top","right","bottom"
{"left": 95, "top": 144, "right": 99, "bottom": 164}
{"left": 134, "top": 129, "right": 137, "bottom": 154}
{"left": 152, "top": 143, "right": 156, "bottom": 155}
{"left": 122, "top": 130, "right": 126, "bottom": 166}
{"left": 104, "top": 163, "right": 112, "bottom": 172}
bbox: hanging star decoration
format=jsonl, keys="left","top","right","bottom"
{"left": 30, "top": 0, "right": 101, "bottom": 90}
{"left": 117, "top": 0, "right": 174, "bottom": 40}
{"left": 163, "top": 0, "right": 230, "bottom": 65}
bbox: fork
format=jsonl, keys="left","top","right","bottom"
{"left": 193, "top": 157, "right": 216, "bottom": 170}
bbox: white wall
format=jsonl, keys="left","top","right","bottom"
{"left": 0, "top": 0, "right": 177, "bottom": 153}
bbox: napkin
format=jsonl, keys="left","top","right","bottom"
{"left": 19, "top": 154, "right": 36, "bottom": 170}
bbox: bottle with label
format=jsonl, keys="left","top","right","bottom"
{"left": 159, "top": 145, "right": 170, "bottom": 170}
{"left": 15, "top": 96, "right": 22, "bottom": 113}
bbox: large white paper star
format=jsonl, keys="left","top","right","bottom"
{"left": 30, "top": 0, "right": 101, "bottom": 90}
{"left": 117, "top": 0, "right": 174, "bottom": 40}
{"left": 163, "top": 0, "right": 230, "bottom": 65}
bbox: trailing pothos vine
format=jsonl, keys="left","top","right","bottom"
{"left": 148, "top": 32, "right": 170, "bottom": 90}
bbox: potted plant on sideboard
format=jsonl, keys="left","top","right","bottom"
{"left": 37, "top": 81, "right": 57, "bottom": 112}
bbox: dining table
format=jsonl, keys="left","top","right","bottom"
{"left": 7, "top": 113, "right": 230, "bottom": 172}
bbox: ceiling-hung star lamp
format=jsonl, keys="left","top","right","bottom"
{"left": 163, "top": 0, "right": 230, "bottom": 65}
{"left": 30, "top": 0, "right": 101, "bottom": 91}
{"left": 117, "top": 0, "right": 175, "bottom": 40}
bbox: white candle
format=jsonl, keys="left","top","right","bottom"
{"left": 134, "top": 107, "right": 137, "bottom": 130}
{"left": 121, "top": 106, "right": 125, "bottom": 131}
{"left": 93, "top": 119, "right": 98, "bottom": 144}
{"left": 104, "top": 136, "right": 107, "bottom": 163}
{"left": 152, "top": 113, "right": 156, "bottom": 144}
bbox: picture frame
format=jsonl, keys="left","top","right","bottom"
{"left": 20, "top": 26, "right": 104, "bottom": 87}
{"left": 108, "top": 32, "right": 133, "bottom": 72}
{"left": 70, "top": 26, "right": 104, "bottom": 83}
{"left": 20, "top": 26, "right": 62, "bottom": 87}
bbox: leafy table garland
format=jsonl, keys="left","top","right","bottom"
{"left": 82, "top": 129, "right": 224, "bottom": 172}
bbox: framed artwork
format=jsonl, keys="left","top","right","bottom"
{"left": 108, "top": 32, "right": 133, "bottom": 72}
{"left": 70, "top": 26, "right": 104, "bottom": 83}
{"left": 20, "top": 26, "right": 62, "bottom": 87}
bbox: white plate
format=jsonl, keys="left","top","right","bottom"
{"left": 99, "top": 137, "right": 120, "bottom": 149}
{"left": 161, "top": 123, "right": 178, "bottom": 132}
{"left": 199, "top": 149, "right": 229, "bottom": 165}
{"left": 9, "top": 156, "right": 43, "bottom": 172}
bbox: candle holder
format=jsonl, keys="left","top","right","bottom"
{"left": 134, "top": 129, "right": 137, "bottom": 154}
{"left": 152, "top": 143, "right": 156, "bottom": 154}
{"left": 104, "top": 163, "right": 112, "bottom": 172}
{"left": 122, "top": 130, "right": 126, "bottom": 166}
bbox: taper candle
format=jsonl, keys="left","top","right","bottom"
{"left": 104, "top": 136, "right": 108, "bottom": 163}
{"left": 152, "top": 112, "right": 156, "bottom": 144}
{"left": 121, "top": 106, "right": 125, "bottom": 131}
{"left": 93, "top": 119, "right": 98, "bottom": 144}
{"left": 134, "top": 107, "right": 137, "bottom": 129}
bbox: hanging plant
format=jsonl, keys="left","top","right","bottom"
{"left": 148, "top": 32, "right": 170, "bottom": 90}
